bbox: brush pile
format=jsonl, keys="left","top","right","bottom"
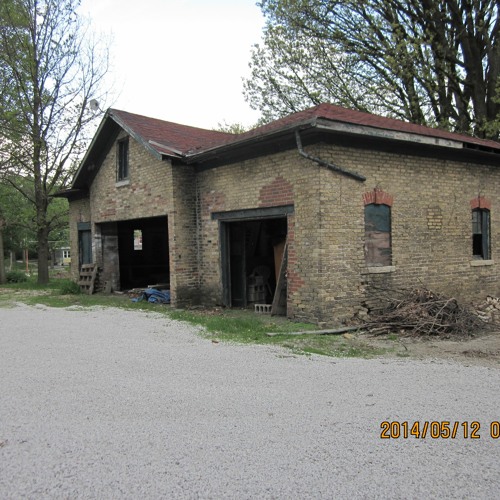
{"left": 366, "top": 287, "right": 487, "bottom": 337}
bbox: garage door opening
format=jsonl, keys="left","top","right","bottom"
{"left": 117, "top": 216, "right": 169, "bottom": 290}
{"left": 221, "top": 217, "right": 287, "bottom": 310}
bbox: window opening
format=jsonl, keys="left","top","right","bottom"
{"left": 472, "top": 208, "right": 490, "bottom": 259}
{"left": 364, "top": 203, "right": 392, "bottom": 266}
{"left": 117, "top": 138, "right": 129, "bottom": 181}
{"left": 133, "top": 229, "right": 143, "bottom": 251}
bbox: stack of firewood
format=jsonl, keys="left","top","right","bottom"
{"left": 366, "top": 287, "right": 488, "bottom": 337}
{"left": 475, "top": 296, "right": 500, "bottom": 324}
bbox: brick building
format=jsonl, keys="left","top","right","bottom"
{"left": 64, "top": 104, "right": 500, "bottom": 325}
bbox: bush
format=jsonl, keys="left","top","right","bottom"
{"left": 6, "top": 270, "right": 29, "bottom": 283}
{"left": 58, "top": 280, "right": 81, "bottom": 295}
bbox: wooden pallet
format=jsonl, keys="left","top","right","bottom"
{"left": 78, "top": 263, "right": 98, "bottom": 294}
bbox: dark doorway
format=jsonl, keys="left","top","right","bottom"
{"left": 117, "top": 216, "right": 169, "bottom": 289}
{"left": 222, "top": 217, "right": 287, "bottom": 308}
{"left": 78, "top": 228, "right": 92, "bottom": 269}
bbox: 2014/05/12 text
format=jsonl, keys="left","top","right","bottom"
{"left": 380, "top": 421, "right": 500, "bottom": 439}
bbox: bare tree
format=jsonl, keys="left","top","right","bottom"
{"left": 0, "top": 0, "right": 109, "bottom": 284}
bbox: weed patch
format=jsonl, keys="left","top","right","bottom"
{"left": 58, "top": 280, "right": 82, "bottom": 295}
{"left": 6, "top": 270, "right": 29, "bottom": 283}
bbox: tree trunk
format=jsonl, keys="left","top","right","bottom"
{"left": 0, "top": 227, "right": 6, "bottom": 285}
{"left": 37, "top": 226, "right": 50, "bottom": 285}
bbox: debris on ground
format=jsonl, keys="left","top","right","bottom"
{"left": 131, "top": 288, "right": 171, "bottom": 304}
{"left": 365, "top": 287, "right": 489, "bottom": 337}
{"left": 474, "top": 296, "right": 500, "bottom": 324}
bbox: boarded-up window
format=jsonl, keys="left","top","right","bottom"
{"left": 472, "top": 209, "right": 490, "bottom": 259}
{"left": 365, "top": 203, "right": 392, "bottom": 266}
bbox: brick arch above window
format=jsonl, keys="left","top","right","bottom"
{"left": 470, "top": 196, "right": 491, "bottom": 210}
{"left": 362, "top": 188, "right": 393, "bottom": 207}
{"left": 259, "top": 176, "right": 294, "bottom": 208}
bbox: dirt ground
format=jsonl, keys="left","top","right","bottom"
{"left": 356, "top": 328, "right": 500, "bottom": 368}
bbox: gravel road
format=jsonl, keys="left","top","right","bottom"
{"left": 1, "top": 303, "right": 499, "bottom": 499}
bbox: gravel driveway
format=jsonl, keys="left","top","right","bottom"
{"left": 1, "top": 303, "right": 499, "bottom": 499}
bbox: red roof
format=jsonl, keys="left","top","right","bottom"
{"left": 71, "top": 103, "right": 500, "bottom": 191}
{"left": 110, "top": 109, "right": 235, "bottom": 157}
{"left": 236, "top": 103, "right": 500, "bottom": 150}
{"left": 111, "top": 104, "right": 500, "bottom": 156}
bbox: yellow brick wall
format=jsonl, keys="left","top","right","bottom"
{"left": 197, "top": 142, "right": 500, "bottom": 324}
{"left": 167, "top": 164, "right": 200, "bottom": 305}
{"left": 90, "top": 132, "right": 172, "bottom": 223}
{"left": 197, "top": 148, "right": 324, "bottom": 322}
{"left": 71, "top": 131, "right": 500, "bottom": 325}
{"left": 71, "top": 133, "right": 207, "bottom": 306}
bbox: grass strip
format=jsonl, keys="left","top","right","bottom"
{"left": 0, "top": 277, "right": 388, "bottom": 358}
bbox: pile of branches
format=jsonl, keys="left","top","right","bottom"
{"left": 366, "top": 287, "right": 487, "bottom": 337}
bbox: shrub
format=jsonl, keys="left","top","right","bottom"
{"left": 6, "top": 270, "right": 29, "bottom": 283}
{"left": 59, "top": 280, "right": 81, "bottom": 295}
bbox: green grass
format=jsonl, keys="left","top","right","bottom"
{"left": 168, "top": 308, "right": 314, "bottom": 339}
{"left": 0, "top": 278, "right": 388, "bottom": 359}
{"left": 156, "top": 308, "right": 386, "bottom": 358}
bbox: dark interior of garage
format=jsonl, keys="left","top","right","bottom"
{"left": 117, "top": 216, "right": 169, "bottom": 290}
{"left": 226, "top": 217, "right": 287, "bottom": 308}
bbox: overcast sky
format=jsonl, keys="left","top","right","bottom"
{"left": 79, "top": 0, "right": 265, "bottom": 130}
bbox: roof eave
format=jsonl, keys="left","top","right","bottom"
{"left": 72, "top": 109, "right": 178, "bottom": 189}
{"left": 185, "top": 117, "right": 500, "bottom": 165}
{"left": 108, "top": 110, "right": 163, "bottom": 160}
{"left": 314, "top": 119, "right": 465, "bottom": 150}
{"left": 183, "top": 119, "right": 317, "bottom": 164}
{"left": 52, "top": 187, "right": 89, "bottom": 200}
{"left": 71, "top": 112, "right": 112, "bottom": 187}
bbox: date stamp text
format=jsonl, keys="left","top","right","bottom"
{"left": 380, "top": 421, "right": 500, "bottom": 439}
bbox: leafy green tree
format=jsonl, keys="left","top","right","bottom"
{"left": 244, "top": 0, "right": 500, "bottom": 139}
{"left": 0, "top": 180, "right": 32, "bottom": 281}
{"left": 0, "top": 0, "right": 109, "bottom": 284}
{"left": 0, "top": 177, "right": 68, "bottom": 276}
{"left": 0, "top": 206, "right": 5, "bottom": 284}
{"left": 215, "top": 121, "right": 254, "bottom": 134}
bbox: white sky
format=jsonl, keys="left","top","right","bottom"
{"left": 78, "top": 0, "right": 265, "bottom": 130}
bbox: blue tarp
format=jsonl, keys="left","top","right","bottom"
{"left": 132, "top": 288, "right": 171, "bottom": 304}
